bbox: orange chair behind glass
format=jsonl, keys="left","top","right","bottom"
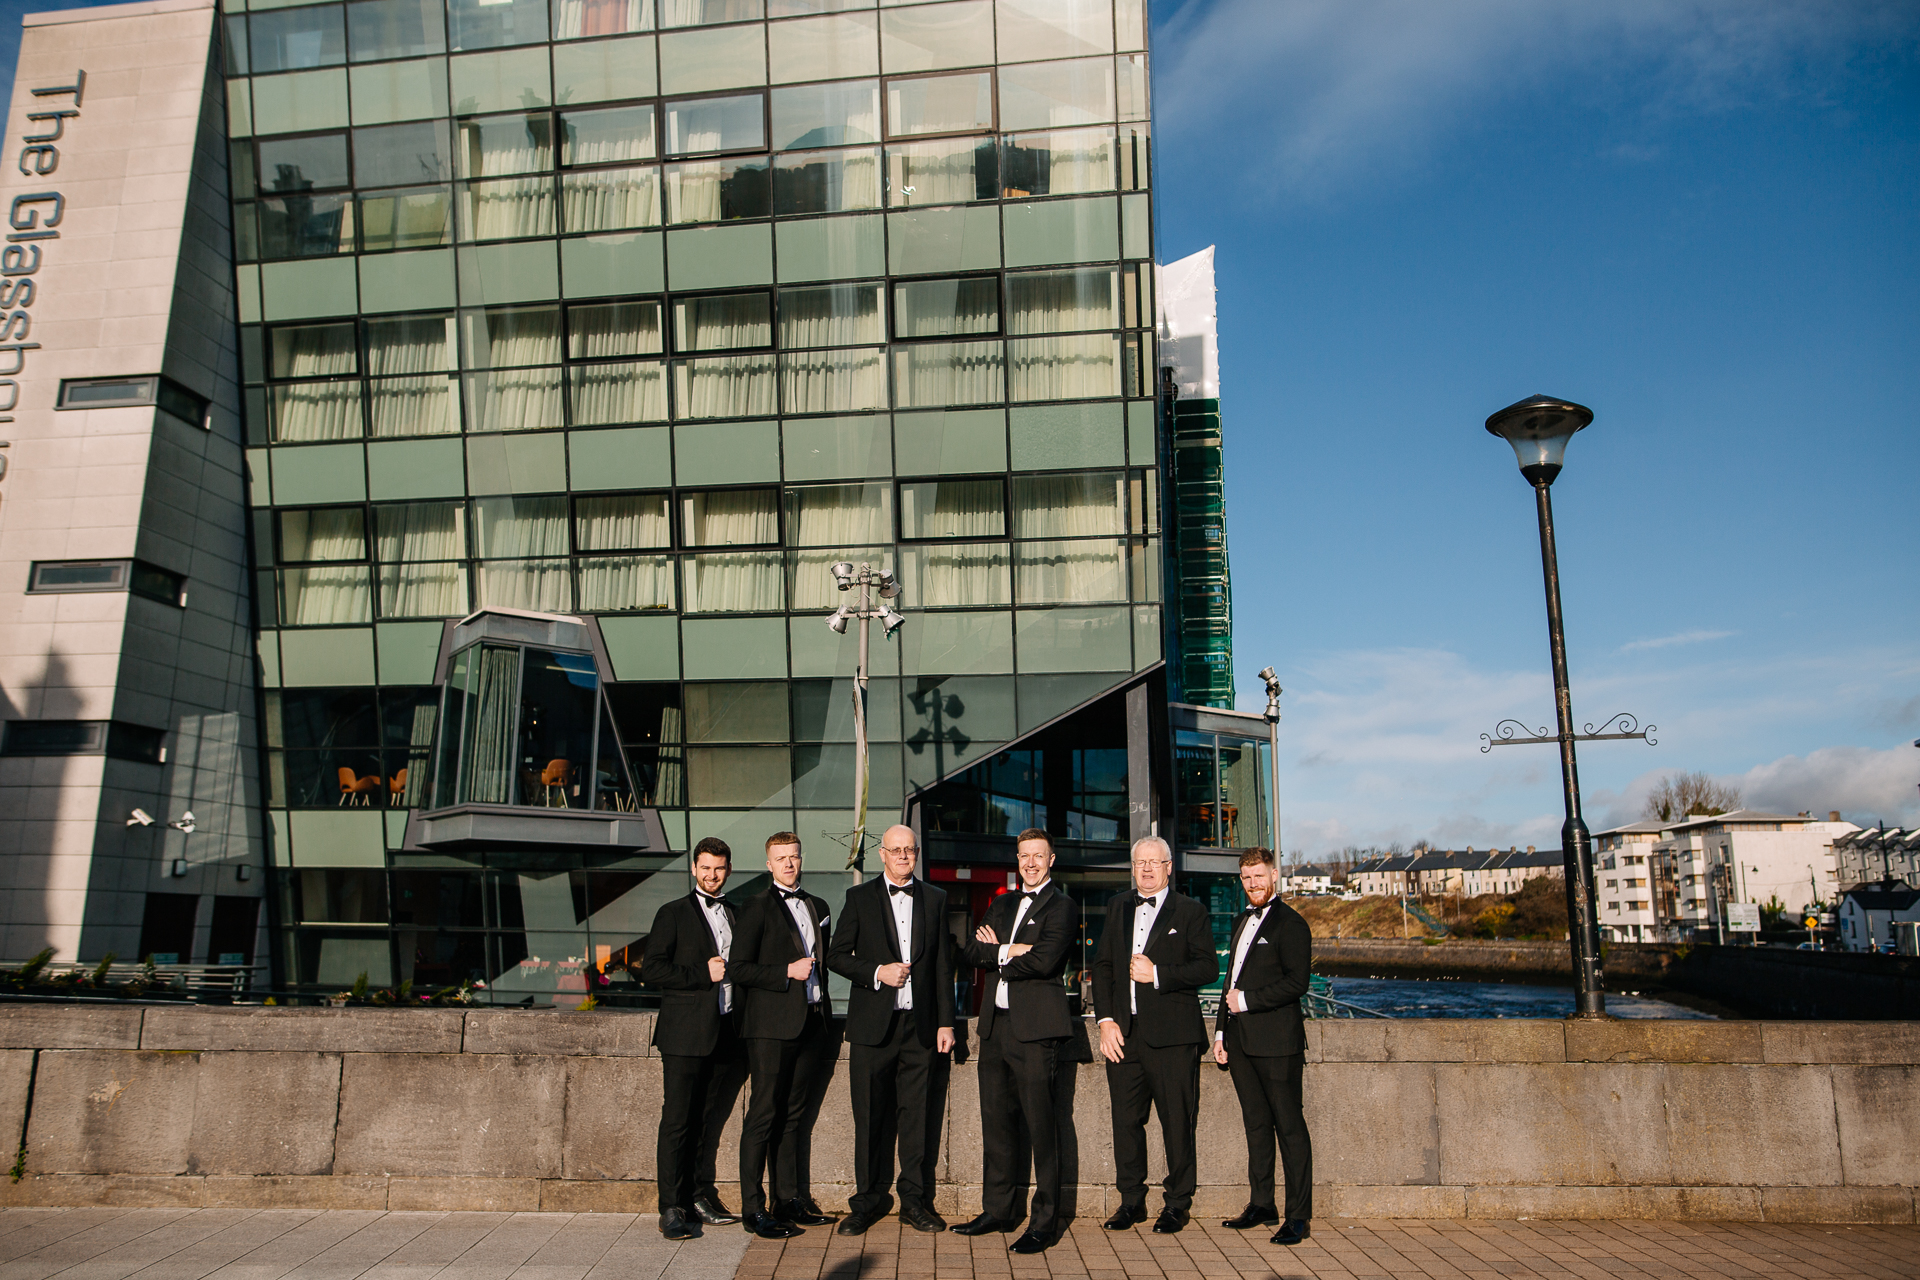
{"left": 388, "top": 767, "right": 408, "bottom": 804}
{"left": 541, "top": 759, "right": 572, "bottom": 807}
{"left": 338, "top": 767, "right": 380, "bottom": 806}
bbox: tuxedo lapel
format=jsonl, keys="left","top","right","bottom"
{"left": 770, "top": 889, "right": 807, "bottom": 953}
{"left": 910, "top": 883, "right": 927, "bottom": 962}
{"left": 876, "top": 880, "right": 904, "bottom": 962}
{"left": 1143, "top": 892, "right": 1177, "bottom": 953}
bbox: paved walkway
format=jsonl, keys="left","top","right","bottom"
{"left": 0, "top": 1210, "right": 748, "bottom": 1280}
{"left": 739, "top": 1216, "right": 1920, "bottom": 1280}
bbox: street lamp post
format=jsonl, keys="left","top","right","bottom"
{"left": 1485, "top": 394, "right": 1607, "bottom": 1018}
{"left": 827, "top": 561, "right": 905, "bottom": 875}
{"left": 1259, "top": 666, "right": 1283, "bottom": 859}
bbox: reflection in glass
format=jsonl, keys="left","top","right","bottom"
{"left": 354, "top": 121, "right": 454, "bottom": 187}
{"left": 892, "top": 339, "right": 1004, "bottom": 407}
{"left": 999, "top": 128, "right": 1113, "bottom": 197}
{"left": 578, "top": 555, "right": 676, "bottom": 612}
{"left": 780, "top": 348, "right": 885, "bottom": 414}
{"left": 554, "top": 0, "right": 654, "bottom": 38}
{"left": 250, "top": 5, "right": 347, "bottom": 72}
{"left": 473, "top": 495, "right": 570, "bottom": 559}
{"left": 259, "top": 194, "right": 355, "bottom": 257}
{"left": 516, "top": 648, "right": 600, "bottom": 805}
{"left": 562, "top": 104, "right": 658, "bottom": 164}
{"left": 899, "top": 543, "right": 1010, "bottom": 606}
{"left": 779, "top": 283, "right": 884, "bottom": 348}
{"left": 899, "top": 477, "right": 1004, "bottom": 538}
{"left": 379, "top": 561, "right": 469, "bottom": 617}
{"left": 1216, "top": 734, "right": 1270, "bottom": 849}
{"left": 665, "top": 157, "right": 770, "bottom": 223}
{"left": 477, "top": 559, "right": 575, "bottom": 611}
{"left": 456, "top": 113, "right": 554, "bottom": 177}
{"left": 772, "top": 148, "right": 881, "bottom": 214}
{"left": 998, "top": 57, "right": 1115, "bottom": 131}
{"left": 1008, "top": 333, "right": 1119, "bottom": 401}
{"left": 1173, "top": 729, "right": 1217, "bottom": 849}
{"left": 894, "top": 277, "right": 999, "bottom": 337}
{"left": 258, "top": 135, "right": 351, "bottom": 192}
{"left": 684, "top": 682, "right": 789, "bottom": 742}
{"left": 993, "top": 0, "right": 1114, "bottom": 62}
{"left": 348, "top": 0, "right": 448, "bottom": 61}
{"left": 368, "top": 314, "right": 455, "bottom": 372}
{"left": 771, "top": 80, "right": 881, "bottom": 151}
{"left": 661, "top": 0, "right": 761, "bottom": 24}
{"left": 562, "top": 167, "right": 662, "bottom": 230}
{"left": 448, "top": 0, "right": 550, "bottom": 50}
{"left": 464, "top": 305, "right": 564, "bottom": 367}
{"left": 461, "top": 175, "right": 557, "bottom": 239}
{"left": 466, "top": 368, "right": 566, "bottom": 430}
{"left": 887, "top": 137, "right": 997, "bottom": 205}
{"left": 886, "top": 71, "right": 993, "bottom": 138}
{"left": 377, "top": 502, "right": 472, "bottom": 617}
{"left": 359, "top": 186, "right": 454, "bottom": 251}
{"left": 665, "top": 93, "right": 767, "bottom": 155}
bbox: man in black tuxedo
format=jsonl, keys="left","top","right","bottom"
{"left": 641, "top": 836, "right": 748, "bottom": 1240}
{"left": 729, "top": 831, "right": 838, "bottom": 1239}
{"left": 826, "top": 823, "right": 955, "bottom": 1236}
{"left": 1090, "top": 834, "right": 1220, "bottom": 1234}
{"left": 952, "top": 828, "right": 1076, "bottom": 1253}
{"left": 1213, "top": 847, "right": 1314, "bottom": 1245}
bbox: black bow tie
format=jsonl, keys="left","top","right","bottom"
{"left": 888, "top": 881, "right": 915, "bottom": 896}
{"left": 777, "top": 888, "right": 806, "bottom": 902}
{"left": 1242, "top": 905, "right": 1267, "bottom": 919}
{"left": 1140, "top": 894, "right": 1160, "bottom": 909}
{"left": 1019, "top": 890, "right": 1039, "bottom": 903}
{"left": 700, "top": 894, "right": 728, "bottom": 910}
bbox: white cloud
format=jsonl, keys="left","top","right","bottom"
{"left": 1617, "top": 629, "right": 1735, "bottom": 653}
{"left": 1152, "top": 0, "right": 1919, "bottom": 201}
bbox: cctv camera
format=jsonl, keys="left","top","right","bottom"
{"left": 127, "top": 808, "right": 154, "bottom": 827}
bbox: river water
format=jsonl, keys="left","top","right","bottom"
{"left": 1328, "top": 977, "right": 1715, "bottom": 1019}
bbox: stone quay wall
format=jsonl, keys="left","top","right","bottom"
{"left": 2, "top": 1005, "right": 1917, "bottom": 1223}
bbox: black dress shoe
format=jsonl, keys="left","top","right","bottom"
{"left": 1103, "top": 1204, "right": 1147, "bottom": 1230}
{"left": 742, "top": 1210, "right": 800, "bottom": 1239}
{"left": 1009, "top": 1231, "right": 1051, "bottom": 1254}
{"left": 1151, "top": 1210, "right": 1189, "bottom": 1234}
{"left": 952, "top": 1212, "right": 1017, "bottom": 1236}
{"left": 694, "top": 1195, "right": 741, "bottom": 1226}
{"left": 1271, "top": 1218, "right": 1311, "bottom": 1246}
{"left": 659, "top": 1207, "right": 700, "bottom": 1240}
{"left": 837, "top": 1210, "right": 879, "bottom": 1236}
{"left": 775, "top": 1198, "right": 836, "bottom": 1227}
{"left": 1223, "top": 1205, "right": 1279, "bottom": 1230}
{"left": 899, "top": 1200, "right": 947, "bottom": 1233}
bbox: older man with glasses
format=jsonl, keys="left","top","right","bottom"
{"left": 826, "top": 823, "right": 956, "bottom": 1236}
{"left": 1090, "top": 834, "right": 1219, "bottom": 1234}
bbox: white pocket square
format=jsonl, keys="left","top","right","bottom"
{"left": 1256, "top": 938, "right": 1270, "bottom": 945}
{"left": 1167, "top": 928, "right": 1178, "bottom": 934}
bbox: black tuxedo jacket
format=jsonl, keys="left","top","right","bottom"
{"left": 1090, "top": 888, "right": 1219, "bottom": 1047}
{"left": 641, "top": 892, "right": 735, "bottom": 1056}
{"left": 1213, "top": 898, "right": 1312, "bottom": 1056}
{"left": 957, "top": 883, "right": 1074, "bottom": 1042}
{"left": 729, "top": 883, "right": 832, "bottom": 1040}
{"left": 827, "top": 875, "right": 954, "bottom": 1048}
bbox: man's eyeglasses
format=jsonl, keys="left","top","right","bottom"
{"left": 881, "top": 844, "right": 919, "bottom": 855}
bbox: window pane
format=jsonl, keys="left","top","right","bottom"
{"left": 683, "top": 553, "right": 784, "bottom": 612}
{"left": 272, "top": 380, "right": 364, "bottom": 441}
{"left": 380, "top": 561, "right": 468, "bottom": 616}
{"left": 554, "top": 0, "right": 654, "bottom": 39}
{"left": 476, "top": 560, "right": 575, "bottom": 611}
{"left": 578, "top": 555, "right": 675, "bottom": 611}
{"left": 779, "top": 283, "right": 883, "bottom": 348}
{"left": 358, "top": 186, "right": 454, "bottom": 250}
{"left": 281, "top": 566, "right": 374, "bottom": 624}
{"left": 674, "top": 293, "right": 772, "bottom": 351}
{"left": 771, "top": 80, "right": 880, "bottom": 151}
{"left": 1012, "top": 471, "right": 1122, "bottom": 536}
{"left": 463, "top": 305, "right": 563, "bottom": 366}
{"left": 886, "top": 71, "right": 992, "bottom": 137}
{"left": 886, "top": 136, "right": 995, "bottom": 204}
{"left": 473, "top": 494, "right": 570, "bottom": 556}
{"left": 664, "top": 93, "right": 766, "bottom": 155}
{"left": 673, "top": 354, "right": 777, "bottom": 417}
{"left": 770, "top": 0, "right": 868, "bottom": 13}
{"left": 272, "top": 323, "right": 358, "bottom": 377}
{"left": 786, "top": 482, "right": 890, "bottom": 546}
{"left": 1016, "top": 537, "right": 1124, "bottom": 602}
{"left": 898, "top": 542, "right": 1009, "bottom": 606}
{"left": 259, "top": 194, "right": 355, "bottom": 257}
{"left": 226, "top": 15, "right": 250, "bottom": 75}
{"left": 370, "top": 374, "right": 462, "bottom": 435}
{"left": 1006, "top": 267, "right": 1115, "bottom": 334}
{"left": 664, "top": 156, "right": 770, "bottom": 222}
{"left": 280, "top": 507, "right": 369, "bottom": 561}
{"left": 367, "top": 314, "right": 456, "bottom": 372}
{"left": 258, "top": 134, "right": 351, "bottom": 191}
{"left": 466, "top": 368, "right": 566, "bottom": 429}
{"left": 449, "top": 0, "right": 549, "bottom": 49}
{"left": 562, "top": 166, "right": 662, "bottom": 230}
{"left": 1116, "top": 52, "right": 1147, "bottom": 120}
{"left": 998, "top": 57, "right": 1113, "bottom": 130}
{"left": 461, "top": 175, "right": 557, "bottom": 239}
{"left": 772, "top": 147, "right": 881, "bottom": 214}
{"left": 681, "top": 488, "right": 778, "bottom": 545}
{"left": 899, "top": 477, "right": 1003, "bottom": 537}
{"left": 999, "top": 127, "right": 1112, "bottom": 197}
{"left": 377, "top": 501, "right": 468, "bottom": 558}
{"left": 251, "top": 5, "right": 347, "bottom": 73}
{"left": 569, "top": 360, "right": 668, "bottom": 424}
{"left": 769, "top": 12, "right": 879, "bottom": 84}
{"left": 348, "top": 0, "right": 448, "bottom": 61}
{"left": 1008, "top": 333, "right": 1119, "bottom": 401}
{"left": 354, "top": 121, "right": 453, "bottom": 186}
{"left": 456, "top": 113, "right": 554, "bottom": 176}
{"left": 994, "top": 0, "right": 1113, "bottom": 62}
{"left": 880, "top": 1, "right": 993, "bottom": 73}
{"left": 780, "top": 348, "right": 885, "bottom": 414}
{"left": 684, "top": 681, "right": 787, "bottom": 740}
{"left": 350, "top": 58, "right": 453, "bottom": 123}
{"left": 788, "top": 546, "right": 891, "bottom": 609}
{"left": 575, "top": 492, "right": 671, "bottom": 549}
{"left": 892, "top": 339, "right": 1003, "bottom": 407}
{"left": 562, "top": 104, "right": 657, "bottom": 165}
{"left": 661, "top": 0, "right": 762, "bottom": 25}
{"left": 569, "top": 301, "right": 664, "bottom": 357}
{"left": 893, "top": 277, "right": 998, "bottom": 338}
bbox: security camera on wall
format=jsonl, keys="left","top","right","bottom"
{"left": 127, "top": 809, "right": 154, "bottom": 827}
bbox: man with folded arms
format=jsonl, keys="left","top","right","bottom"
{"left": 1212, "top": 846, "right": 1314, "bottom": 1246}
{"left": 1090, "top": 834, "right": 1219, "bottom": 1234}
{"left": 827, "top": 823, "right": 955, "bottom": 1235}
{"left": 952, "top": 828, "right": 1075, "bottom": 1253}
{"left": 729, "top": 831, "right": 838, "bottom": 1239}
{"left": 641, "top": 836, "right": 748, "bottom": 1241}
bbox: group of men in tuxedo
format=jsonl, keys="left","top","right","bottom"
{"left": 640, "top": 825, "right": 1314, "bottom": 1252}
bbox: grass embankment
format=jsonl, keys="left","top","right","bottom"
{"left": 1288, "top": 875, "right": 1569, "bottom": 941}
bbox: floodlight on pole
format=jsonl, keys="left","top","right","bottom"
{"left": 826, "top": 561, "right": 905, "bottom": 874}
{"left": 1258, "top": 666, "right": 1282, "bottom": 860}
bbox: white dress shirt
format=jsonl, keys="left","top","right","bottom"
{"left": 697, "top": 891, "right": 733, "bottom": 1014}
{"left": 1217, "top": 903, "right": 1270, "bottom": 1038}
{"left": 878, "top": 877, "right": 916, "bottom": 1010}
{"left": 777, "top": 886, "right": 822, "bottom": 1004}
{"left": 995, "top": 880, "right": 1050, "bottom": 1009}
{"left": 1128, "top": 891, "right": 1164, "bottom": 1015}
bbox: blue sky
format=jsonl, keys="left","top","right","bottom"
{"left": 2, "top": 0, "right": 1913, "bottom": 856}
{"left": 1150, "top": 0, "right": 1920, "bottom": 854}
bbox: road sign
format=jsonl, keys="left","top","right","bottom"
{"left": 1727, "top": 902, "right": 1761, "bottom": 932}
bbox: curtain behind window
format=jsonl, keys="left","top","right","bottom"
{"left": 1012, "top": 472, "right": 1124, "bottom": 537}
{"left": 900, "top": 477, "right": 1004, "bottom": 539}
{"left": 893, "top": 340, "right": 1004, "bottom": 407}
{"left": 1016, "top": 538, "right": 1126, "bottom": 603}
{"left": 790, "top": 546, "right": 891, "bottom": 610}
{"left": 1008, "top": 333, "right": 1118, "bottom": 401}
{"left": 901, "top": 544, "right": 1010, "bottom": 606}
{"left": 473, "top": 496, "right": 573, "bottom": 611}
{"left": 779, "top": 284, "right": 883, "bottom": 348}
{"left": 576, "top": 493, "right": 670, "bottom": 549}
{"left": 682, "top": 488, "right": 777, "bottom": 544}
{"left": 280, "top": 507, "right": 371, "bottom": 624}
{"left": 463, "top": 176, "right": 554, "bottom": 240}
{"left": 272, "top": 381, "right": 362, "bottom": 441}
{"left": 552, "top": 0, "right": 651, "bottom": 39}
{"left": 376, "top": 502, "right": 469, "bottom": 617}
{"left": 780, "top": 348, "right": 885, "bottom": 413}
{"left": 272, "top": 325, "right": 357, "bottom": 377}
{"left": 684, "top": 552, "right": 783, "bottom": 612}
{"left": 579, "top": 555, "right": 676, "bottom": 611}
{"left": 458, "top": 644, "right": 521, "bottom": 805}
{"left": 787, "top": 483, "right": 890, "bottom": 546}
{"left": 563, "top": 167, "right": 662, "bottom": 231}
{"left": 1007, "top": 268, "right": 1115, "bottom": 333}
{"left": 674, "top": 354, "right": 776, "bottom": 418}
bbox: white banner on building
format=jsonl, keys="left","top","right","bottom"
{"left": 1155, "top": 246, "right": 1218, "bottom": 399}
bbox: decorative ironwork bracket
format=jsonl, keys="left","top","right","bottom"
{"left": 1480, "top": 712, "right": 1656, "bottom": 753}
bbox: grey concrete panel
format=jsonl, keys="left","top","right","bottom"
{"left": 1763, "top": 1022, "right": 1920, "bottom": 1064}
{"left": 1437, "top": 1064, "right": 1670, "bottom": 1187}
{"left": 0, "top": 1007, "right": 143, "bottom": 1050}
{"left": 25, "top": 1051, "right": 199, "bottom": 1175}
{"left": 1667, "top": 1065, "right": 1841, "bottom": 1187}
{"left": 465, "top": 1013, "right": 661, "bottom": 1059}
{"left": 335, "top": 1054, "right": 566, "bottom": 1178}
{"left": 186, "top": 1052, "right": 341, "bottom": 1176}
{"left": 1565, "top": 1019, "right": 1764, "bottom": 1063}
{"left": 1, "top": 1051, "right": 34, "bottom": 1151}
{"left": 1831, "top": 1065, "right": 1920, "bottom": 1188}
{"left": 1463, "top": 1184, "right": 1762, "bottom": 1221}
{"left": 1315, "top": 1019, "right": 1565, "bottom": 1063}
{"left": 1760, "top": 1185, "right": 1917, "bottom": 1224}
{"left": 1303, "top": 1062, "right": 1439, "bottom": 1188}
{"left": 140, "top": 1008, "right": 465, "bottom": 1054}
{"left": 558, "top": 1055, "right": 661, "bottom": 1181}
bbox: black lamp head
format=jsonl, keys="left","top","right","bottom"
{"left": 1485, "top": 394, "right": 1593, "bottom": 485}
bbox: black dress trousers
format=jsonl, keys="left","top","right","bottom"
{"left": 848, "top": 1010, "right": 935, "bottom": 1217}
{"left": 976, "top": 1023, "right": 1064, "bottom": 1236}
{"left": 657, "top": 1028, "right": 747, "bottom": 1212}
{"left": 739, "top": 1007, "right": 834, "bottom": 1215}
{"left": 1105, "top": 1037, "right": 1202, "bottom": 1215}
{"left": 1225, "top": 1018, "right": 1313, "bottom": 1220}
